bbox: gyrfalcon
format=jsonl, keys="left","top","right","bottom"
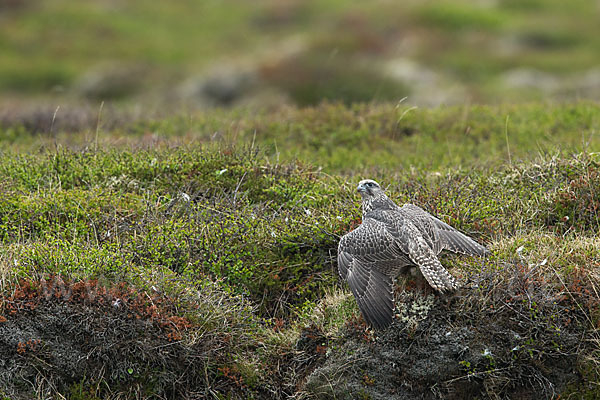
{"left": 337, "top": 179, "right": 488, "bottom": 329}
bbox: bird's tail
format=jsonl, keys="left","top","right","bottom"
{"left": 409, "top": 238, "right": 460, "bottom": 292}
{"left": 419, "top": 257, "right": 460, "bottom": 292}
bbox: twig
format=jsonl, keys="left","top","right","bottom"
{"left": 505, "top": 115, "right": 512, "bottom": 166}
{"left": 233, "top": 171, "right": 247, "bottom": 205}
{"left": 443, "top": 366, "right": 512, "bottom": 385}
{"left": 50, "top": 105, "right": 60, "bottom": 150}
{"left": 95, "top": 101, "right": 104, "bottom": 153}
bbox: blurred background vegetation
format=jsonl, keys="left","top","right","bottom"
{"left": 1, "top": 0, "right": 600, "bottom": 109}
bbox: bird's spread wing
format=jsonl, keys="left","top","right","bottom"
{"left": 399, "top": 204, "right": 488, "bottom": 256}
{"left": 383, "top": 212, "right": 459, "bottom": 292}
{"left": 338, "top": 219, "right": 408, "bottom": 329}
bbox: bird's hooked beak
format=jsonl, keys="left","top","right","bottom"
{"left": 357, "top": 183, "right": 367, "bottom": 194}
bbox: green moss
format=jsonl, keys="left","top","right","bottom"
{"left": 562, "top": 358, "right": 600, "bottom": 399}
{"left": 68, "top": 380, "right": 103, "bottom": 400}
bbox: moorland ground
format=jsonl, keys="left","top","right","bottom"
{"left": 1, "top": 0, "right": 600, "bottom": 398}
{"left": 0, "top": 102, "right": 599, "bottom": 398}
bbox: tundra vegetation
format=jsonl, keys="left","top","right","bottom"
{"left": 0, "top": 102, "right": 599, "bottom": 399}
{"left": 2, "top": 0, "right": 600, "bottom": 398}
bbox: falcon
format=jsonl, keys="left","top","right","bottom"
{"left": 337, "top": 179, "right": 488, "bottom": 329}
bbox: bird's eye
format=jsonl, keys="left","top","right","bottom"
{"left": 366, "top": 182, "right": 372, "bottom": 187}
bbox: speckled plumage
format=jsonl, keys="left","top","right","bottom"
{"left": 338, "top": 179, "right": 488, "bottom": 329}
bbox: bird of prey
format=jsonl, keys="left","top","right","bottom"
{"left": 337, "top": 179, "right": 488, "bottom": 329}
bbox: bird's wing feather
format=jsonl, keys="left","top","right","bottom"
{"left": 381, "top": 212, "right": 459, "bottom": 292}
{"left": 346, "top": 260, "right": 394, "bottom": 329}
{"left": 338, "top": 219, "right": 406, "bottom": 329}
{"left": 400, "top": 204, "right": 488, "bottom": 256}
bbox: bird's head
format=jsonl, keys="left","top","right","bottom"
{"left": 357, "top": 179, "right": 383, "bottom": 198}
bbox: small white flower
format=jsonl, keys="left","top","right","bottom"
{"left": 304, "top": 209, "right": 312, "bottom": 216}
{"left": 180, "top": 192, "right": 191, "bottom": 202}
{"left": 482, "top": 348, "right": 492, "bottom": 357}
{"left": 516, "top": 245, "right": 525, "bottom": 254}
{"left": 217, "top": 169, "right": 227, "bottom": 175}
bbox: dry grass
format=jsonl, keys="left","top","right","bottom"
{"left": 0, "top": 247, "right": 17, "bottom": 293}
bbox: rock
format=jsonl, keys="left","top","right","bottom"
{"left": 384, "top": 58, "right": 467, "bottom": 106}
{"left": 75, "top": 62, "right": 148, "bottom": 100}
{"left": 177, "top": 64, "right": 260, "bottom": 107}
{"left": 571, "top": 68, "right": 600, "bottom": 98}
{"left": 501, "top": 68, "right": 559, "bottom": 92}
{"left": 385, "top": 58, "right": 440, "bottom": 88}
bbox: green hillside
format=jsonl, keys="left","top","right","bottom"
{"left": 2, "top": 0, "right": 600, "bottom": 397}
{"left": 2, "top": 0, "right": 600, "bottom": 105}
{"left": 0, "top": 102, "right": 599, "bottom": 398}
